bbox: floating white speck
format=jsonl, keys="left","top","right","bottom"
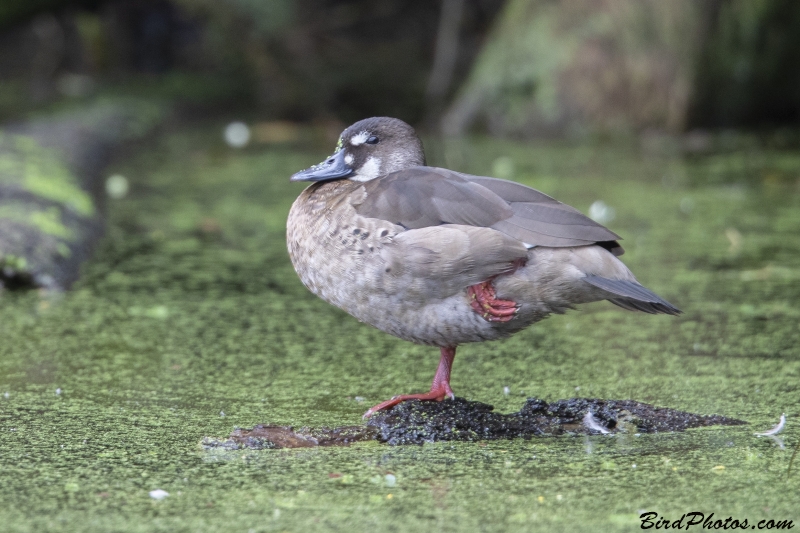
{"left": 224, "top": 122, "right": 251, "bottom": 148}
{"left": 149, "top": 489, "right": 169, "bottom": 500}
{"left": 55, "top": 388, "right": 62, "bottom": 395}
{"left": 105, "top": 174, "right": 129, "bottom": 199}
{"left": 384, "top": 474, "right": 396, "bottom": 487}
{"left": 575, "top": 386, "right": 581, "bottom": 391}
{"left": 588, "top": 200, "right": 616, "bottom": 224}
{"left": 219, "top": 411, "right": 225, "bottom": 417}
{"left": 3, "top": 392, "right": 8, "bottom": 399}
{"left": 583, "top": 411, "right": 610, "bottom": 434}
{"left": 354, "top": 396, "right": 365, "bottom": 403}
{"left": 754, "top": 414, "right": 786, "bottom": 437}
{"left": 503, "top": 386, "right": 510, "bottom": 396}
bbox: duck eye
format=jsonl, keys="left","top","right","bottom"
{"left": 366, "top": 136, "right": 379, "bottom": 145}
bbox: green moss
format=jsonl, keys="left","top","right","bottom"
{"left": 28, "top": 207, "right": 75, "bottom": 239}
{"left": 0, "top": 253, "right": 27, "bottom": 271}
{"left": 0, "top": 204, "right": 74, "bottom": 240}
{"left": 0, "top": 133, "right": 95, "bottom": 217}
{"left": 0, "top": 127, "right": 798, "bottom": 532}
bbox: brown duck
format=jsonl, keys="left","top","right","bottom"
{"left": 287, "top": 117, "right": 680, "bottom": 417}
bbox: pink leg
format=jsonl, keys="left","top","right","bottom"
{"left": 363, "top": 347, "right": 457, "bottom": 418}
{"left": 468, "top": 279, "right": 519, "bottom": 322}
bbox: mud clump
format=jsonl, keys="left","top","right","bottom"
{"left": 201, "top": 397, "right": 746, "bottom": 449}
{"left": 369, "top": 398, "right": 546, "bottom": 446}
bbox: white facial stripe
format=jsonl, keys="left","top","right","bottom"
{"left": 349, "top": 131, "right": 370, "bottom": 146}
{"left": 349, "top": 157, "right": 381, "bottom": 182}
{"left": 344, "top": 154, "right": 354, "bottom": 165}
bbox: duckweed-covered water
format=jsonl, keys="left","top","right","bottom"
{"left": 1, "top": 128, "right": 798, "bottom": 532}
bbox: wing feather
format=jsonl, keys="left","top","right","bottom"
{"left": 355, "top": 166, "right": 622, "bottom": 252}
{"left": 383, "top": 224, "right": 527, "bottom": 298}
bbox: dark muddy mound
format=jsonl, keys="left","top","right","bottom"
{"left": 201, "top": 397, "right": 746, "bottom": 449}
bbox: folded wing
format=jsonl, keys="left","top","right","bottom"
{"left": 355, "top": 166, "right": 623, "bottom": 255}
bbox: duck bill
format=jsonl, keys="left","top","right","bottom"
{"left": 290, "top": 150, "right": 353, "bottom": 182}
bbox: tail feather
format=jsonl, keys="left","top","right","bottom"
{"left": 583, "top": 275, "right": 681, "bottom": 316}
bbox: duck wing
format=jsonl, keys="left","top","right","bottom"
{"left": 381, "top": 224, "right": 528, "bottom": 298}
{"left": 354, "top": 166, "right": 623, "bottom": 254}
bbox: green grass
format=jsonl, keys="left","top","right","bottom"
{"left": 0, "top": 127, "right": 798, "bottom": 532}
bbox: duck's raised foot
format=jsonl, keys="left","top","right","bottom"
{"left": 468, "top": 280, "right": 519, "bottom": 322}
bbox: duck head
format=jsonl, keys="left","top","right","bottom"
{"left": 291, "top": 117, "right": 425, "bottom": 183}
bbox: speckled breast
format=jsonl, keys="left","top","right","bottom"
{"left": 286, "top": 180, "right": 512, "bottom": 347}
{"left": 287, "top": 180, "right": 399, "bottom": 323}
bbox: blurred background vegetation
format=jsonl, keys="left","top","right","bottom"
{"left": 0, "top": 0, "right": 502, "bottom": 126}
{"left": 2, "top": 0, "right": 800, "bottom": 288}
{"left": 1, "top": 0, "right": 799, "bottom": 135}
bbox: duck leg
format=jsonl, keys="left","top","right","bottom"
{"left": 363, "top": 347, "right": 456, "bottom": 418}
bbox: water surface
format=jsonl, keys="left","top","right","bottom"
{"left": 1, "top": 128, "right": 798, "bottom": 532}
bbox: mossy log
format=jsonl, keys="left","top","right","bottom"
{"left": 442, "top": 0, "right": 703, "bottom": 137}
{"left": 0, "top": 99, "right": 164, "bottom": 289}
